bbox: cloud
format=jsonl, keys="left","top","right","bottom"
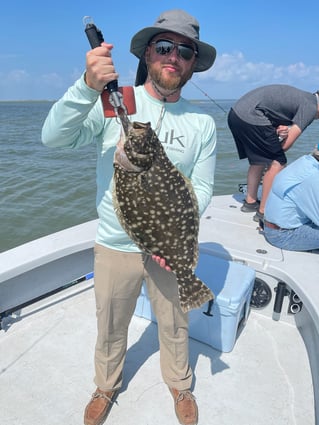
{"left": 192, "top": 51, "right": 319, "bottom": 99}
{"left": 2, "top": 69, "right": 30, "bottom": 83}
{"left": 0, "top": 69, "right": 83, "bottom": 100}
{"left": 40, "top": 72, "right": 65, "bottom": 87}
{"left": 201, "top": 51, "right": 319, "bottom": 84}
{"left": 1, "top": 52, "right": 319, "bottom": 100}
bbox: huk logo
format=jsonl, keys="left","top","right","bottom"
{"left": 161, "top": 129, "right": 185, "bottom": 148}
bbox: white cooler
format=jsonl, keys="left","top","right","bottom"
{"left": 134, "top": 251, "right": 256, "bottom": 352}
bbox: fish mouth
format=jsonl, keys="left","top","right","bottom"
{"left": 113, "top": 121, "right": 157, "bottom": 171}
{"left": 123, "top": 122, "right": 156, "bottom": 169}
{"left": 132, "top": 121, "right": 150, "bottom": 130}
{"left": 113, "top": 148, "right": 143, "bottom": 172}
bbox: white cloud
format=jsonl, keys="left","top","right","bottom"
{"left": 40, "top": 72, "right": 65, "bottom": 87}
{"left": 201, "top": 51, "right": 319, "bottom": 83}
{"left": 1, "top": 52, "right": 319, "bottom": 100}
{"left": 192, "top": 51, "right": 319, "bottom": 99}
{"left": 3, "top": 69, "right": 30, "bottom": 83}
{"left": 0, "top": 69, "right": 83, "bottom": 100}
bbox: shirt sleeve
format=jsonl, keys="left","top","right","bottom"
{"left": 41, "top": 74, "right": 105, "bottom": 149}
{"left": 292, "top": 176, "right": 319, "bottom": 226}
{"left": 190, "top": 117, "right": 217, "bottom": 216}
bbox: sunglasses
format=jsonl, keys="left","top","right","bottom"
{"left": 150, "top": 39, "right": 198, "bottom": 61}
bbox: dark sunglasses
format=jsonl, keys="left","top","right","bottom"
{"left": 150, "top": 39, "right": 198, "bottom": 61}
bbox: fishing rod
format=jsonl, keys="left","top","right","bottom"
{"left": 190, "top": 80, "right": 228, "bottom": 114}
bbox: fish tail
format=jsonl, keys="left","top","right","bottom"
{"left": 178, "top": 273, "right": 214, "bottom": 314}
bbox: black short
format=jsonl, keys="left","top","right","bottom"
{"left": 227, "top": 108, "right": 287, "bottom": 165}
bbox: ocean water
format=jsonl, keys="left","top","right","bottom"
{"left": 1, "top": 99, "right": 318, "bottom": 253}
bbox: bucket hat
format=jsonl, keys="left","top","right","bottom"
{"left": 130, "top": 9, "right": 216, "bottom": 84}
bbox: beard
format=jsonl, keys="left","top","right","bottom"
{"left": 146, "top": 60, "right": 193, "bottom": 91}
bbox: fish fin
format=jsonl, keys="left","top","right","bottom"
{"left": 177, "top": 273, "right": 214, "bottom": 314}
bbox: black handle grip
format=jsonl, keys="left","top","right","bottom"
{"left": 84, "top": 21, "right": 118, "bottom": 93}
{"left": 85, "top": 23, "right": 104, "bottom": 49}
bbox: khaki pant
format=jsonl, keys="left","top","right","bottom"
{"left": 93, "top": 243, "right": 192, "bottom": 391}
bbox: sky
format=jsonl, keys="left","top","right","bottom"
{"left": 1, "top": 0, "right": 319, "bottom": 101}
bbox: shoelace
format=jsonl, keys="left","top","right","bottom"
{"left": 92, "top": 390, "right": 117, "bottom": 404}
{"left": 175, "top": 390, "right": 196, "bottom": 403}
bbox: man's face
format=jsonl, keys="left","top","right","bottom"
{"left": 145, "top": 32, "right": 197, "bottom": 91}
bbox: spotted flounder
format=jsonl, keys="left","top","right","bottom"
{"left": 113, "top": 121, "right": 214, "bottom": 313}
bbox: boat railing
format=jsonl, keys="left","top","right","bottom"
{"left": 0, "top": 220, "right": 98, "bottom": 329}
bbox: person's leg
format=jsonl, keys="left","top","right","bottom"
{"left": 143, "top": 254, "right": 192, "bottom": 389}
{"left": 143, "top": 255, "right": 197, "bottom": 425}
{"left": 264, "top": 223, "right": 319, "bottom": 251}
{"left": 245, "top": 164, "right": 265, "bottom": 204}
{"left": 259, "top": 160, "right": 285, "bottom": 214}
{"left": 84, "top": 244, "right": 144, "bottom": 425}
{"left": 93, "top": 244, "right": 144, "bottom": 391}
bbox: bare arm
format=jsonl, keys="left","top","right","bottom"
{"left": 280, "top": 124, "right": 302, "bottom": 151}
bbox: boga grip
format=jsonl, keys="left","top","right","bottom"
{"left": 84, "top": 20, "right": 136, "bottom": 117}
{"left": 84, "top": 22, "right": 119, "bottom": 95}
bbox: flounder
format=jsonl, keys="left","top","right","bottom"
{"left": 113, "top": 120, "right": 214, "bottom": 313}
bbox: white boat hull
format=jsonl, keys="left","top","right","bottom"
{"left": 0, "top": 194, "right": 318, "bottom": 424}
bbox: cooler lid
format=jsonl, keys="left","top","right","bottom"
{"left": 195, "top": 253, "right": 255, "bottom": 309}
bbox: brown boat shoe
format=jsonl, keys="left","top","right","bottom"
{"left": 169, "top": 388, "right": 198, "bottom": 425}
{"left": 84, "top": 388, "right": 118, "bottom": 425}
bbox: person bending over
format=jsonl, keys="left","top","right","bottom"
{"left": 228, "top": 85, "right": 319, "bottom": 222}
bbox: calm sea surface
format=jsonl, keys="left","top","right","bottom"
{"left": 1, "top": 99, "right": 319, "bottom": 253}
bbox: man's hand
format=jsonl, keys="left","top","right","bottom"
{"left": 152, "top": 255, "right": 172, "bottom": 272}
{"left": 276, "top": 125, "right": 289, "bottom": 140}
{"left": 280, "top": 124, "right": 301, "bottom": 151}
{"left": 85, "top": 42, "right": 119, "bottom": 92}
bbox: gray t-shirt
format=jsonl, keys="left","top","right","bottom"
{"left": 233, "top": 84, "right": 317, "bottom": 129}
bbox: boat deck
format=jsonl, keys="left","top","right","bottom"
{"left": 0, "top": 277, "right": 314, "bottom": 425}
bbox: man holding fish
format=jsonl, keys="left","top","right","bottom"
{"left": 42, "top": 9, "right": 217, "bottom": 425}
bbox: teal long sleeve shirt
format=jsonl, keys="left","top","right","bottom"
{"left": 42, "top": 75, "right": 217, "bottom": 252}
